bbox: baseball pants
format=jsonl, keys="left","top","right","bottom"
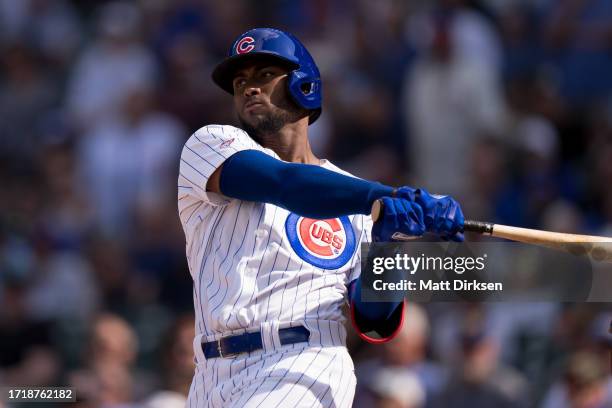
{"left": 187, "top": 320, "right": 356, "bottom": 408}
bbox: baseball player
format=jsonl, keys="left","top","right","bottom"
{"left": 178, "top": 28, "right": 464, "bottom": 407}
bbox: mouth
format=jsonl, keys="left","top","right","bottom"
{"left": 244, "top": 100, "right": 265, "bottom": 112}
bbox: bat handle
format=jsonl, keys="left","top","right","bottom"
{"left": 463, "top": 220, "right": 494, "bottom": 235}
{"left": 371, "top": 199, "right": 493, "bottom": 235}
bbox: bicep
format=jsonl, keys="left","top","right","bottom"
{"left": 207, "top": 150, "right": 280, "bottom": 195}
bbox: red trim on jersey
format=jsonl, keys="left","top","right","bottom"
{"left": 350, "top": 299, "right": 406, "bottom": 344}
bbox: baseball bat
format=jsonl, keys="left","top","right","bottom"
{"left": 371, "top": 200, "right": 612, "bottom": 262}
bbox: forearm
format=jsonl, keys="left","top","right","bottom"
{"left": 219, "top": 150, "right": 394, "bottom": 218}
{"left": 348, "top": 278, "right": 401, "bottom": 322}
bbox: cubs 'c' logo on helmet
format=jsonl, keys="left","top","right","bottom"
{"left": 285, "top": 214, "right": 356, "bottom": 269}
{"left": 235, "top": 36, "right": 255, "bottom": 54}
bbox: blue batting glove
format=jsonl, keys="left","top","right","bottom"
{"left": 372, "top": 197, "right": 426, "bottom": 242}
{"left": 395, "top": 187, "right": 465, "bottom": 242}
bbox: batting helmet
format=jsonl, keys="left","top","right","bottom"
{"left": 212, "top": 28, "right": 322, "bottom": 124}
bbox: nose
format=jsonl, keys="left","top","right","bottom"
{"left": 243, "top": 83, "right": 261, "bottom": 97}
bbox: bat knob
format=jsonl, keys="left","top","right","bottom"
{"left": 371, "top": 199, "right": 383, "bottom": 223}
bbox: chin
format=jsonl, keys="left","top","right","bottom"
{"left": 245, "top": 113, "right": 270, "bottom": 127}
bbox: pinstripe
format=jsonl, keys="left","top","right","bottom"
{"left": 181, "top": 157, "right": 209, "bottom": 178}
{"left": 179, "top": 172, "right": 206, "bottom": 193}
{"left": 326, "top": 320, "right": 334, "bottom": 347}
{"left": 195, "top": 132, "right": 230, "bottom": 160}
{"left": 336, "top": 361, "right": 355, "bottom": 408}
{"left": 204, "top": 207, "right": 230, "bottom": 292}
{"left": 315, "top": 270, "right": 323, "bottom": 346}
{"left": 219, "top": 358, "right": 233, "bottom": 403}
{"left": 302, "top": 264, "right": 318, "bottom": 326}
{"left": 197, "top": 225, "right": 222, "bottom": 341}
{"left": 185, "top": 144, "right": 218, "bottom": 170}
{"left": 230, "top": 350, "right": 290, "bottom": 405}
{"left": 179, "top": 200, "right": 202, "bottom": 218}
{"left": 263, "top": 245, "right": 292, "bottom": 322}
{"left": 328, "top": 318, "right": 337, "bottom": 346}
{"left": 289, "top": 273, "right": 302, "bottom": 322}
{"left": 277, "top": 260, "right": 304, "bottom": 324}
{"left": 207, "top": 202, "right": 243, "bottom": 306}
{"left": 264, "top": 348, "right": 325, "bottom": 408}
{"left": 293, "top": 354, "right": 338, "bottom": 406}
{"left": 200, "top": 362, "right": 207, "bottom": 408}
{"left": 314, "top": 364, "right": 335, "bottom": 407}
{"left": 265, "top": 233, "right": 284, "bottom": 289}
{"left": 251, "top": 348, "right": 323, "bottom": 408}
{"left": 210, "top": 203, "right": 250, "bottom": 313}
{"left": 226, "top": 203, "right": 266, "bottom": 327}
{"left": 232, "top": 351, "right": 271, "bottom": 398}
{"left": 246, "top": 205, "right": 278, "bottom": 305}
{"left": 332, "top": 358, "right": 344, "bottom": 401}
{"left": 196, "top": 207, "right": 225, "bottom": 337}
{"left": 277, "top": 280, "right": 289, "bottom": 321}
{"left": 321, "top": 351, "right": 345, "bottom": 408}
{"left": 214, "top": 357, "right": 220, "bottom": 403}
{"left": 185, "top": 202, "right": 204, "bottom": 224}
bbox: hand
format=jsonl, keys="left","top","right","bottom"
{"left": 395, "top": 187, "right": 465, "bottom": 242}
{"left": 372, "top": 197, "right": 426, "bottom": 242}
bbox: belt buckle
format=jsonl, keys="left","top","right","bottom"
{"left": 217, "top": 337, "right": 238, "bottom": 359}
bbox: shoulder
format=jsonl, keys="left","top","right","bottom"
{"left": 181, "top": 124, "right": 280, "bottom": 161}
{"left": 320, "top": 160, "right": 356, "bottom": 178}
{"left": 191, "top": 124, "right": 244, "bottom": 139}
{"left": 182, "top": 125, "right": 248, "bottom": 153}
{"left": 186, "top": 124, "right": 255, "bottom": 146}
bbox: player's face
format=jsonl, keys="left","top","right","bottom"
{"left": 232, "top": 61, "right": 305, "bottom": 137}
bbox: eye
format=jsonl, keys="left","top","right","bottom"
{"left": 233, "top": 77, "right": 246, "bottom": 89}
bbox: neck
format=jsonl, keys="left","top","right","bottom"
{"left": 255, "top": 119, "right": 319, "bottom": 165}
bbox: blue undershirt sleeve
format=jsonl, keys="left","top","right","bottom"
{"left": 218, "top": 149, "right": 394, "bottom": 218}
{"left": 348, "top": 278, "right": 402, "bottom": 322}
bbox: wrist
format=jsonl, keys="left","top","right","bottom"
{"left": 365, "top": 183, "right": 395, "bottom": 213}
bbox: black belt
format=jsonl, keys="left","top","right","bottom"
{"left": 203, "top": 326, "right": 310, "bottom": 359}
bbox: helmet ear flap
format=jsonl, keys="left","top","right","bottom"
{"left": 287, "top": 70, "right": 321, "bottom": 111}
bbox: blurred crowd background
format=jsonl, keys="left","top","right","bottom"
{"left": 0, "top": 0, "right": 611, "bottom": 407}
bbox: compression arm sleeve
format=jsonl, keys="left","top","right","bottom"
{"left": 348, "top": 278, "right": 404, "bottom": 343}
{"left": 219, "top": 149, "right": 394, "bottom": 218}
{"left": 348, "top": 278, "right": 401, "bottom": 321}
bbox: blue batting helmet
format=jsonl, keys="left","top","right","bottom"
{"left": 212, "top": 28, "right": 322, "bottom": 124}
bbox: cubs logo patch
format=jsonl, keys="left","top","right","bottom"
{"left": 285, "top": 214, "right": 356, "bottom": 269}
{"left": 235, "top": 36, "right": 255, "bottom": 54}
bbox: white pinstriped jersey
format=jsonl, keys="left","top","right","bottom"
{"left": 178, "top": 125, "right": 372, "bottom": 345}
